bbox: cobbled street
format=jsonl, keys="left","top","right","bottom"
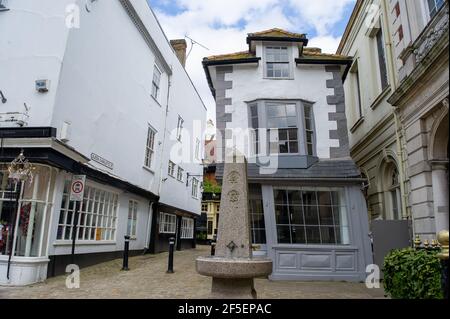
{"left": 0, "top": 246, "right": 386, "bottom": 299}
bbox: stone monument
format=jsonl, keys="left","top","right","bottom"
{"left": 196, "top": 155, "right": 272, "bottom": 299}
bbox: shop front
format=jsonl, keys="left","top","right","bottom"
{"left": 0, "top": 161, "right": 57, "bottom": 286}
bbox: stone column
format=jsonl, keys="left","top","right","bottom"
{"left": 431, "top": 161, "right": 449, "bottom": 233}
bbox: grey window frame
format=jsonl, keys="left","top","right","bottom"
{"left": 264, "top": 45, "right": 293, "bottom": 79}
{"left": 247, "top": 100, "right": 316, "bottom": 157}
{"left": 272, "top": 187, "right": 350, "bottom": 245}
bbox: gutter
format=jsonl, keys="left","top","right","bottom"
{"left": 295, "top": 58, "right": 353, "bottom": 82}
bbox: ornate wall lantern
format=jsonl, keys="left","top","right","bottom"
{"left": 7, "top": 150, "right": 35, "bottom": 184}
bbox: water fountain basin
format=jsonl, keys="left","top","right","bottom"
{"left": 196, "top": 256, "right": 273, "bottom": 279}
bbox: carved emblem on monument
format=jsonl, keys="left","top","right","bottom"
{"left": 227, "top": 171, "right": 240, "bottom": 184}
{"left": 228, "top": 190, "right": 240, "bottom": 203}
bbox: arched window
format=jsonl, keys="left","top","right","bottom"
{"left": 388, "top": 166, "right": 401, "bottom": 220}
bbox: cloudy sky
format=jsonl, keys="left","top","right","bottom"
{"left": 147, "top": 0, "right": 356, "bottom": 124}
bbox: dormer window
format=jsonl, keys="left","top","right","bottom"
{"left": 265, "top": 46, "right": 290, "bottom": 79}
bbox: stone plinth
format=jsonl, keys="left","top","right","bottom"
{"left": 196, "top": 155, "right": 272, "bottom": 299}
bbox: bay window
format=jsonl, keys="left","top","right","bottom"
{"left": 0, "top": 166, "right": 55, "bottom": 257}
{"left": 249, "top": 100, "right": 316, "bottom": 157}
{"left": 267, "top": 103, "right": 299, "bottom": 154}
{"left": 274, "top": 187, "right": 349, "bottom": 245}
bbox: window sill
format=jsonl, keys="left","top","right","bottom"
{"left": 263, "top": 77, "right": 294, "bottom": 80}
{"left": 159, "top": 232, "right": 176, "bottom": 235}
{"left": 370, "top": 86, "right": 391, "bottom": 110}
{"left": 192, "top": 196, "right": 199, "bottom": 200}
{"left": 53, "top": 240, "right": 116, "bottom": 246}
{"left": 350, "top": 116, "right": 365, "bottom": 133}
{"left": 143, "top": 166, "right": 155, "bottom": 174}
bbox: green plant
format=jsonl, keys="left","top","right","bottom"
{"left": 203, "top": 180, "right": 221, "bottom": 194}
{"left": 383, "top": 248, "right": 443, "bottom": 299}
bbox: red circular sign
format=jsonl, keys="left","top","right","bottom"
{"left": 72, "top": 181, "right": 84, "bottom": 194}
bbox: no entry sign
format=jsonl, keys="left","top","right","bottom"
{"left": 70, "top": 175, "right": 86, "bottom": 202}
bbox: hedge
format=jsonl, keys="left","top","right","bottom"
{"left": 383, "top": 248, "right": 443, "bottom": 299}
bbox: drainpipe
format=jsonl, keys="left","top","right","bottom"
{"left": 393, "top": 109, "right": 409, "bottom": 221}
{"left": 143, "top": 201, "right": 154, "bottom": 254}
{"left": 380, "top": 0, "right": 410, "bottom": 223}
{"left": 157, "top": 70, "right": 172, "bottom": 197}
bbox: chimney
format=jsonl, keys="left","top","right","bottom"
{"left": 170, "top": 39, "right": 187, "bottom": 68}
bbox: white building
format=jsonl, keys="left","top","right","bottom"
{"left": 203, "top": 29, "right": 373, "bottom": 281}
{"left": 0, "top": 0, "right": 206, "bottom": 286}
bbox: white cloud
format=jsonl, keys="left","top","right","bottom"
{"left": 308, "top": 35, "right": 343, "bottom": 54}
{"left": 151, "top": 0, "right": 355, "bottom": 123}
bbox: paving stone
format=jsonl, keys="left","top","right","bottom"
{"left": 0, "top": 246, "right": 386, "bottom": 299}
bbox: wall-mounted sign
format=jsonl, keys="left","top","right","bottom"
{"left": 91, "top": 153, "right": 114, "bottom": 170}
{"left": 70, "top": 175, "right": 86, "bottom": 202}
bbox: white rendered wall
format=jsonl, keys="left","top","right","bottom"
{"left": 225, "top": 43, "right": 338, "bottom": 159}
{"left": 0, "top": 0, "right": 74, "bottom": 126}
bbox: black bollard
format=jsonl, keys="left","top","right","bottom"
{"left": 211, "top": 241, "right": 216, "bottom": 256}
{"left": 122, "top": 235, "right": 130, "bottom": 271}
{"left": 211, "top": 234, "right": 217, "bottom": 256}
{"left": 167, "top": 237, "right": 175, "bottom": 274}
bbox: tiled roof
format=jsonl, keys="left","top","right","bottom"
{"left": 248, "top": 28, "right": 306, "bottom": 39}
{"left": 204, "top": 51, "right": 256, "bottom": 62}
{"left": 302, "top": 48, "right": 352, "bottom": 61}
{"left": 204, "top": 49, "right": 351, "bottom": 62}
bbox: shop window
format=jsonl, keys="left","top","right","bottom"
{"left": 181, "top": 217, "right": 194, "bottom": 239}
{"left": 56, "top": 182, "right": 118, "bottom": 242}
{"left": 1, "top": 165, "right": 55, "bottom": 258}
{"left": 250, "top": 198, "right": 266, "bottom": 244}
{"left": 127, "top": 200, "right": 138, "bottom": 238}
{"left": 159, "top": 212, "right": 176, "bottom": 234}
{"left": 273, "top": 188, "right": 350, "bottom": 245}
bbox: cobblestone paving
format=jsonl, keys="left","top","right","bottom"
{"left": 0, "top": 246, "right": 386, "bottom": 299}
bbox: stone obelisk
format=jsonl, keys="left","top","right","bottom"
{"left": 196, "top": 155, "right": 272, "bottom": 299}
